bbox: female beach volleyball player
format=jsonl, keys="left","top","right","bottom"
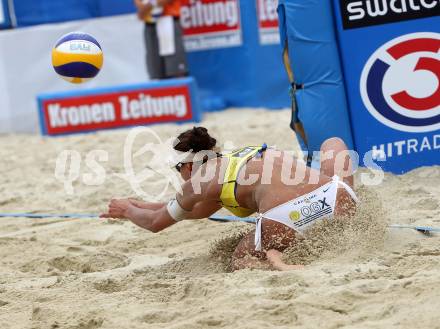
{"left": 101, "top": 127, "right": 357, "bottom": 271}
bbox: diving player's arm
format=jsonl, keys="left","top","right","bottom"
{"left": 123, "top": 198, "right": 220, "bottom": 233}
{"left": 100, "top": 179, "right": 220, "bottom": 233}
{"left": 127, "top": 199, "right": 164, "bottom": 211}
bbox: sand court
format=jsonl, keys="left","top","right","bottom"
{"left": 1, "top": 108, "right": 440, "bottom": 329}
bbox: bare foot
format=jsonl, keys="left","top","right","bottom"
{"left": 266, "top": 249, "right": 305, "bottom": 271}
{"left": 231, "top": 255, "right": 272, "bottom": 271}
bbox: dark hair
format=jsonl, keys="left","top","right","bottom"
{"left": 174, "top": 126, "right": 216, "bottom": 153}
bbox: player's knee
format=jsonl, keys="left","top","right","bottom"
{"left": 322, "top": 137, "right": 346, "bottom": 151}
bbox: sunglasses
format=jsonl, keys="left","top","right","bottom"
{"left": 174, "top": 153, "right": 222, "bottom": 173}
{"left": 174, "top": 162, "right": 183, "bottom": 172}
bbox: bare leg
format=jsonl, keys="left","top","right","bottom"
{"left": 232, "top": 138, "right": 356, "bottom": 271}
{"left": 320, "top": 137, "right": 357, "bottom": 216}
{"left": 231, "top": 219, "right": 296, "bottom": 271}
{"left": 319, "top": 137, "right": 354, "bottom": 187}
{"left": 231, "top": 229, "right": 271, "bottom": 271}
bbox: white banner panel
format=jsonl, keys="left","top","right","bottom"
{"left": 180, "top": 0, "right": 243, "bottom": 52}
{"left": 0, "top": 14, "right": 148, "bottom": 133}
{"left": 257, "top": 0, "right": 280, "bottom": 45}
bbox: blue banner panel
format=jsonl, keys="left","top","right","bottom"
{"left": 0, "top": 0, "right": 11, "bottom": 29}
{"left": 276, "top": 0, "right": 354, "bottom": 154}
{"left": 96, "top": 0, "right": 135, "bottom": 17}
{"left": 37, "top": 77, "right": 202, "bottom": 136}
{"left": 185, "top": 0, "right": 289, "bottom": 110}
{"left": 13, "top": 0, "right": 136, "bottom": 26}
{"left": 13, "top": 0, "right": 99, "bottom": 26}
{"left": 332, "top": 0, "right": 440, "bottom": 174}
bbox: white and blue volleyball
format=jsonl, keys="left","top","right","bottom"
{"left": 52, "top": 32, "right": 103, "bottom": 84}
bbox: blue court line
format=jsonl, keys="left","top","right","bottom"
{"left": 208, "top": 215, "right": 257, "bottom": 224}
{"left": 209, "top": 216, "right": 440, "bottom": 233}
{"left": 1, "top": 213, "right": 439, "bottom": 234}
{"left": 388, "top": 224, "right": 440, "bottom": 234}
{"left": 0, "top": 213, "right": 256, "bottom": 222}
{"left": 0, "top": 213, "right": 98, "bottom": 219}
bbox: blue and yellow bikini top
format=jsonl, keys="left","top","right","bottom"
{"left": 219, "top": 144, "right": 267, "bottom": 217}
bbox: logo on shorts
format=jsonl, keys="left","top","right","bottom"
{"left": 289, "top": 211, "right": 301, "bottom": 222}
{"left": 291, "top": 198, "right": 332, "bottom": 228}
{"left": 360, "top": 32, "right": 440, "bottom": 133}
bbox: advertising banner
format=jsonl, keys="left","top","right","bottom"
{"left": 180, "top": 0, "right": 242, "bottom": 51}
{"left": 256, "top": 0, "right": 279, "bottom": 45}
{"left": 332, "top": 0, "right": 439, "bottom": 174}
{"left": 37, "top": 78, "right": 202, "bottom": 136}
{"left": 338, "top": 0, "right": 440, "bottom": 30}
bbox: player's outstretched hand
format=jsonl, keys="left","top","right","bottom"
{"left": 100, "top": 198, "right": 133, "bottom": 219}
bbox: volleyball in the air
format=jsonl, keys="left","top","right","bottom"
{"left": 51, "top": 32, "right": 103, "bottom": 84}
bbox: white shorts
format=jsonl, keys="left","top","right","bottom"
{"left": 254, "top": 175, "right": 358, "bottom": 251}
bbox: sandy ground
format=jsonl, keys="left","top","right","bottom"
{"left": 0, "top": 108, "right": 439, "bottom": 329}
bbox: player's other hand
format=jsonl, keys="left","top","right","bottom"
{"left": 100, "top": 198, "right": 133, "bottom": 219}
